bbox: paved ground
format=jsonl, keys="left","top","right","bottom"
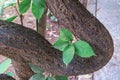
{"left": 87, "top": 0, "right": 120, "bottom": 80}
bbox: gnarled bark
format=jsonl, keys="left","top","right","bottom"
{"left": 46, "top": 0, "right": 113, "bottom": 74}
{"left": 0, "top": 0, "right": 113, "bottom": 79}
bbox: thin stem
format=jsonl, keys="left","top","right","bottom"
{"left": 95, "top": 0, "right": 98, "bottom": 17}
{"left": 36, "top": 19, "right": 39, "bottom": 32}
{"left": 92, "top": 73, "right": 94, "bottom": 80}
{"left": 17, "top": 0, "right": 23, "bottom": 25}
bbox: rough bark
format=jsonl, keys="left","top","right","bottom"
{"left": 46, "top": 0, "right": 113, "bottom": 74}
{"left": 0, "top": 0, "right": 113, "bottom": 79}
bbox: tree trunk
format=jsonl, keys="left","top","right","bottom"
{"left": 45, "top": 0, "right": 113, "bottom": 75}
{"left": 0, "top": 0, "right": 113, "bottom": 79}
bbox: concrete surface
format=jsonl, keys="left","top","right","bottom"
{"left": 87, "top": 0, "right": 120, "bottom": 80}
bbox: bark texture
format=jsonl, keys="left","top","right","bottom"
{"left": 46, "top": 0, "right": 113, "bottom": 74}
{"left": 0, "top": 0, "right": 114, "bottom": 79}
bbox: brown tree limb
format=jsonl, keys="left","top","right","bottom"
{"left": 46, "top": 0, "right": 113, "bottom": 74}
{"left": 0, "top": 0, "right": 113, "bottom": 79}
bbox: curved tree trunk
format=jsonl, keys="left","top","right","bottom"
{"left": 0, "top": 0, "right": 113, "bottom": 79}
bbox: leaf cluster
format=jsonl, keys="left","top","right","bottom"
{"left": 53, "top": 28, "right": 96, "bottom": 66}
{"left": 19, "top": 0, "right": 45, "bottom": 19}
{"left": 29, "top": 63, "right": 68, "bottom": 80}
{"left": 0, "top": 0, "right": 46, "bottom": 21}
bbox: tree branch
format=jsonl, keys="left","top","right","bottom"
{"left": 0, "top": 0, "right": 113, "bottom": 79}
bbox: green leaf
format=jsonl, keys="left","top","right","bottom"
{"left": 0, "top": 58, "right": 11, "bottom": 74}
{"left": 60, "top": 28, "right": 73, "bottom": 41}
{"left": 5, "top": 72, "right": 14, "bottom": 77}
{"left": 19, "top": 0, "right": 31, "bottom": 14}
{"left": 46, "top": 77, "right": 55, "bottom": 80}
{"left": 39, "top": 0, "right": 45, "bottom": 7}
{"left": 0, "top": 5, "right": 4, "bottom": 16}
{"left": 29, "top": 73, "right": 45, "bottom": 80}
{"left": 29, "top": 63, "right": 43, "bottom": 74}
{"left": 53, "top": 38, "right": 69, "bottom": 51}
{"left": 55, "top": 76, "right": 68, "bottom": 80}
{"left": 6, "top": 16, "right": 17, "bottom": 22}
{"left": 73, "top": 40, "right": 96, "bottom": 58}
{"left": 62, "top": 45, "right": 75, "bottom": 66}
{"left": 32, "top": 0, "right": 45, "bottom": 19}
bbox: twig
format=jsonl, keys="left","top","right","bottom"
{"left": 36, "top": 19, "right": 39, "bottom": 32}
{"left": 92, "top": 73, "right": 94, "bottom": 80}
{"left": 95, "top": 0, "right": 98, "bottom": 17}
{"left": 17, "top": 0, "right": 23, "bottom": 25}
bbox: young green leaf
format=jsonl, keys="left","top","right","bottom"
{"left": 5, "top": 72, "right": 14, "bottom": 77}
{"left": 6, "top": 16, "right": 17, "bottom": 22}
{"left": 38, "top": 0, "right": 45, "bottom": 7}
{"left": 32, "top": 0, "right": 45, "bottom": 19}
{"left": 29, "top": 73, "right": 45, "bottom": 80}
{"left": 62, "top": 45, "right": 75, "bottom": 66}
{"left": 55, "top": 75, "right": 68, "bottom": 80}
{"left": 19, "top": 0, "right": 31, "bottom": 14}
{"left": 53, "top": 38, "right": 69, "bottom": 51}
{"left": 73, "top": 40, "right": 96, "bottom": 58}
{"left": 29, "top": 63, "right": 43, "bottom": 74}
{"left": 46, "top": 77, "right": 55, "bottom": 80}
{"left": 0, "top": 58, "right": 11, "bottom": 74}
{"left": 60, "top": 28, "right": 73, "bottom": 41}
{"left": 0, "top": 5, "right": 4, "bottom": 16}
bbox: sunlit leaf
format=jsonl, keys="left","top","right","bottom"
{"left": 0, "top": 6, "right": 4, "bottom": 16}
{"left": 19, "top": 0, "right": 31, "bottom": 14}
{"left": 46, "top": 77, "right": 55, "bottom": 80}
{"left": 32, "top": 0, "right": 45, "bottom": 19}
{"left": 29, "top": 73, "right": 45, "bottom": 80}
{"left": 60, "top": 28, "right": 73, "bottom": 41}
{"left": 0, "top": 58, "right": 11, "bottom": 74}
{"left": 53, "top": 38, "right": 69, "bottom": 51}
{"left": 5, "top": 72, "right": 14, "bottom": 77}
{"left": 29, "top": 63, "right": 43, "bottom": 74}
{"left": 55, "top": 75, "right": 68, "bottom": 80}
{"left": 73, "top": 40, "right": 96, "bottom": 58}
{"left": 62, "top": 45, "right": 75, "bottom": 66}
{"left": 6, "top": 16, "right": 17, "bottom": 22}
